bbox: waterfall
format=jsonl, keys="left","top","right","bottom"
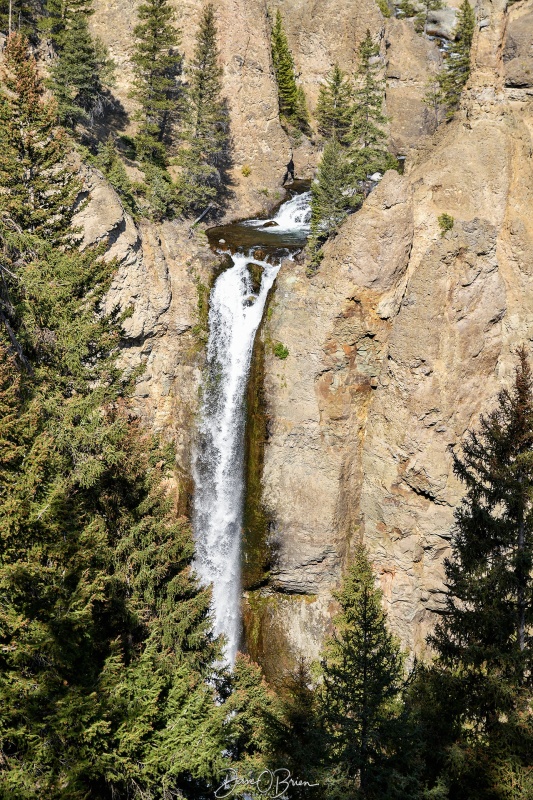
{"left": 193, "top": 191, "right": 310, "bottom": 666}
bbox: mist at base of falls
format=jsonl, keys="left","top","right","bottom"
{"left": 192, "top": 190, "right": 311, "bottom": 666}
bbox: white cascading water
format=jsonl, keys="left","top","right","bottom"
{"left": 193, "top": 191, "right": 311, "bottom": 666}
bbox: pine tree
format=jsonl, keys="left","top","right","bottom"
{"left": 176, "top": 3, "right": 229, "bottom": 215}
{"left": 130, "top": 0, "right": 182, "bottom": 164}
{"left": 271, "top": 9, "right": 309, "bottom": 132}
{"left": 349, "top": 30, "right": 396, "bottom": 182}
{"left": 93, "top": 136, "right": 138, "bottom": 217}
{"left": 308, "top": 136, "right": 352, "bottom": 267}
{"left": 437, "top": 0, "right": 475, "bottom": 115}
{"left": 0, "top": 0, "right": 42, "bottom": 38}
{"left": 222, "top": 653, "right": 281, "bottom": 782}
{"left": 0, "top": 372, "right": 225, "bottom": 797}
{"left": 267, "top": 660, "right": 324, "bottom": 797}
{"left": 316, "top": 64, "right": 353, "bottom": 142}
{"left": 417, "top": 348, "right": 533, "bottom": 799}
{"left": 0, "top": 33, "right": 80, "bottom": 245}
{"left": 48, "top": 12, "right": 115, "bottom": 127}
{"left": 40, "top": 0, "right": 94, "bottom": 50}
{"left": 320, "top": 545, "right": 406, "bottom": 799}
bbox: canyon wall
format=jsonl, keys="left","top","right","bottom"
{"left": 252, "top": 0, "right": 533, "bottom": 672}
{"left": 81, "top": 0, "right": 533, "bottom": 676}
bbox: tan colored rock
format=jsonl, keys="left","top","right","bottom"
{"left": 256, "top": 0, "right": 533, "bottom": 662}
{"left": 385, "top": 19, "right": 443, "bottom": 154}
{"left": 503, "top": 6, "right": 533, "bottom": 88}
{"left": 73, "top": 164, "right": 220, "bottom": 504}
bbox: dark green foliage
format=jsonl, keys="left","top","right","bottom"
{"left": 437, "top": 0, "right": 475, "bottom": 115}
{"left": 40, "top": 0, "right": 94, "bottom": 49}
{"left": 223, "top": 654, "right": 280, "bottom": 778}
{"left": 0, "top": 0, "right": 42, "bottom": 38}
{"left": 130, "top": 0, "right": 183, "bottom": 164}
{"left": 0, "top": 34, "right": 80, "bottom": 245}
{"left": 412, "top": 348, "right": 533, "bottom": 800}
{"left": 0, "top": 42, "right": 225, "bottom": 797}
{"left": 316, "top": 64, "right": 353, "bottom": 141}
{"left": 375, "top": 0, "right": 392, "bottom": 18}
{"left": 93, "top": 136, "right": 138, "bottom": 217}
{"left": 319, "top": 545, "right": 407, "bottom": 799}
{"left": 176, "top": 3, "right": 229, "bottom": 215}
{"left": 271, "top": 10, "right": 309, "bottom": 132}
{"left": 48, "top": 11, "right": 115, "bottom": 127}
{"left": 349, "top": 30, "right": 396, "bottom": 181}
{"left": 396, "top": 0, "right": 418, "bottom": 18}
{"left": 267, "top": 660, "right": 324, "bottom": 797}
{"left": 143, "top": 162, "right": 178, "bottom": 220}
{"left": 309, "top": 136, "right": 352, "bottom": 265}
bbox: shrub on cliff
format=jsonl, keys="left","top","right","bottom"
{"left": 0, "top": 34, "right": 80, "bottom": 247}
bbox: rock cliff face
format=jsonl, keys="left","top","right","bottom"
{"left": 83, "top": 0, "right": 533, "bottom": 676}
{"left": 251, "top": 0, "right": 533, "bottom": 671}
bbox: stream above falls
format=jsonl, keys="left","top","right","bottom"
{"left": 192, "top": 184, "right": 311, "bottom": 666}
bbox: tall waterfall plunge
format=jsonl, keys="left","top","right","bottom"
{"left": 193, "top": 191, "right": 311, "bottom": 665}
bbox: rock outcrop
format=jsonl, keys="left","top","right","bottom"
{"left": 249, "top": 0, "right": 533, "bottom": 670}
{"left": 74, "top": 165, "right": 221, "bottom": 509}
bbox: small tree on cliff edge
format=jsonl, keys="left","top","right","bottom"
{"left": 320, "top": 545, "right": 410, "bottom": 799}
{"left": 415, "top": 347, "right": 533, "bottom": 799}
{"left": 308, "top": 136, "right": 352, "bottom": 269}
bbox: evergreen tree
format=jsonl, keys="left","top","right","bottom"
{"left": 130, "top": 0, "right": 182, "bottom": 164}
{"left": 316, "top": 64, "right": 353, "bottom": 142}
{"left": 223, "top": 654, "right": 280, "bottom": 780}
{"left": 48, "top": 12, "right": 115, "bottom": 127}
{"left": 308, "top": 136, "right": 352, "bottom": 267}
{"left": 416, "top": 348, "right": 533, "bottom": 800}
{"left": 437, "top": 0, "right": 475, "bottom": 115}
{"left": 349, "top": 30, "right": 396, "bottom": 181}
{"left": 319, "top": 545, "right": 406, "bottom": 799}
{"left": 93, "top": 136, "right": 138, "bottom": 217}
{"left": 267, "top": 660, "right": 324, "bottom": 797}
{"left": 0, "top": 33, "right": 80, "bottom": 245}
{"left": 40, "top": 0, "right": 94, "bottom": 50}
{"left": 0, "top": 32, "right": 223, "bottom": 795}
{"left": 176, "top": 3, "right": 229, "bottom": 215}
{"left": 0, "top": 0, "right": 42, "bottom": 38}
{"left": 271, "top": 9, "right": 309, "bottom": 132}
